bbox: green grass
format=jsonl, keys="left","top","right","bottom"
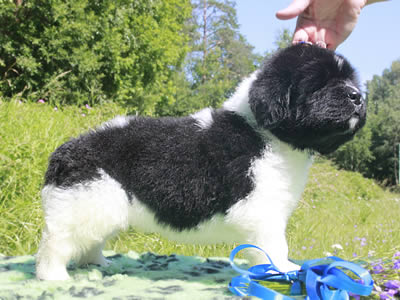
{"left": 1, "top": 99, "right": 399, "bottom": 296}
{"left": 0, "top": 100, "right": 127, "bottom": 255}
{"left": 288, "top": 159, "right": 400, "bottom": 262}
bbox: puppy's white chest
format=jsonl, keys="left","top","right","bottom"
{"left": 227, "top": 138, "right": 313, "bottom": 228}
{"left": 258, "top": 142, "right": 312, "bottom": 213}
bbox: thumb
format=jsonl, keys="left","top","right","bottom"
{"left": 276, "top": 0, "right": 311, "bottom": 20}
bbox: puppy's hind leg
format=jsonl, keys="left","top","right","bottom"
{"left": 36, "top": 225, "right": 75, "bottom": 280}
{"left": 36, "top": 184, "right": 84, "bottom": 281}
{"left": 36, "top": 171, "right": 130, "bottom": 280}
{"left": 76, "top": 241, "right": 111, "bottom": 267}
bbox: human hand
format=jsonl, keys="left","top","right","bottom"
{"left": 276, "top": 0, "right": 369, "bottom": 49}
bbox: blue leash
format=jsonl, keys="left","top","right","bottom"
{"left": 229, "top": 244, "right": 373, "bottom": 300}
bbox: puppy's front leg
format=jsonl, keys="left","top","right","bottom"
{"left": 246, "top": 226, "right": 299, "bottom": 272}
{"left": 228, "top": 198, "right": 300, "bottom": 272}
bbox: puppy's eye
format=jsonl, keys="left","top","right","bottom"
{"left": 348, "top": 91, "right": 362, "bottom": 105}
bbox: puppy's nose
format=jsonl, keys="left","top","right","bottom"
{"left": 348, "top": 91, "right": 362, "bottom": 106}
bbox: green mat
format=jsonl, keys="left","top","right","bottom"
{"left": 0, "top": 251, "right": 255, "bottom": 299}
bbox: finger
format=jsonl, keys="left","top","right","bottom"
{"left": 276, "top": 0, "right": 312, "bottom": 20}
{"left": 315, "top": 29, "right": 327, "bottom": 48}
{"left": 292, "top": 29, "right": 310, "bottom": 44}
{"left": 325, "top": 34, "right": 340, "bottom": 50}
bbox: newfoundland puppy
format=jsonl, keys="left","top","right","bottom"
{"left": 36, "top": 44, "right": 366, "bottom": 280}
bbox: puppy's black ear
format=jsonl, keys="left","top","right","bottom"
{"left": 248, "top": 70, "right": 292, "bottom": 129}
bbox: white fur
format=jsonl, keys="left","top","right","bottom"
{"left": 36, "top": 170, "right": 130, "bottom": 280}
{"left": 223, "top": 71, "right": 259, "bottom": 125}
{"left": 191, "top": 108, "right": 214, "bottom": 129}
{"left": 349, "top": 116, "right": 359, "bottom": 130}
{"left": 128, "top": 200, "right": 243, "bottom": 245}
{"left": 334, "top": 55, "right": 344, "bottom": 70}
{"left": 99, "top": 115, "right": 132, "bottom": 130}
{"left": 227, "top": 133, "right": 312, "bottom": 268}
{"left": 127, "top": 136, "right": 312, "bottom": 270}
{"left": 346, "top": 81, "right": 361, "bottom": 94}
{"left": 37, "top": 142, "right": 311, "bottom": 280}
{"left": 37, "top": 74, "right": 313, "bottom": 280}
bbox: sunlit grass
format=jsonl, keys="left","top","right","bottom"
{"left": 1, "top": 99, "right": 399, "bottom": 297}
{"left": 288, "top": 159, "right": 400, "bottom": 262}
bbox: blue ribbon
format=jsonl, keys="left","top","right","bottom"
{"left": 229, "top": 244, "right": 373, "bottom": 300}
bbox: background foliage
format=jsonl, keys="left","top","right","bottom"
{"left": 155, "top": 0, "right": 262, "bottom": 116}
{"left": 1, "top": 100, "right": 399, "bottom": 262}
{"left": 1, "top": 0, "right": 400, "bottom": 184}
{"left": 1, "top": 0, "right": 400, "bottom": 295}
{"left": 0, "top": 0, "right": 191, "bottom": 114}
{"left": 330, "top": 60, "right": 400, "bottom": 185}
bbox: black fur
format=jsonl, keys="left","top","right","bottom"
{"left": 45, "top": 110, "right": 265, "bottom": 230}
{"left": 249, "top": 44, "right": 365, "bottom": 154}
{"left": 44, "top": 44, "right": 366, "bottom": 231}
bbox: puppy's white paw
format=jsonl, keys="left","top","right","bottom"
{"left": 275, "top": 260, "right": 300, "bottom": 272}
{"left": 95, "top": 256, "right": 111, "bottom": 267}
{"left": 36, "top": 267, "right": 71, "bottom": 281}
{"left": 78, "top": 254, "right": 111, "bottom": 267}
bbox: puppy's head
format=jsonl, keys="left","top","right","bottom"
{"left": 249, "top": 44, "right": 366, "bottom": 154}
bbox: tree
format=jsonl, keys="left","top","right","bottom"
{"left": 331, "top": 60, "right": 400, "bottom": 185}
{"left": 264, "top": 28, "right": 292, "bottom": 57}
{"left": 0, "top": 0, "right": 191, "bottom": 114}
{"left": 329, "top": 125, "right": 374, "bottom": 175}
{"left": 156, "top": 0, "right": 261, "bottom": 116}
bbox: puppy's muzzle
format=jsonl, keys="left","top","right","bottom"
{"left": 345, "top": 88, "right": 365, "bottom": 131}
{"left": 346, "top": 87, "right": 365, "bottom": 116}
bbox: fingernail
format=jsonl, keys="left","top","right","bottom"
{"left": 316, "top": 41, "right": 327, "bottom": 48}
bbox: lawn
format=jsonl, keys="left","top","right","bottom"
{"left": 1, "top": 99, "right": 399, "bottom": 298}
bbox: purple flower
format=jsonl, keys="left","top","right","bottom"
{"left": 380, "top": 290, "right": 397, "bottom": 300}
{"left": 37, "top": 99, "right": 45, "bottom": 103}
{"left": 349, "top": 292, "right": 360, "bottom": 300}
{"left": 360, "top": 238, "right": 367, "bottom": 247}
{"left": 385, "top": 280, "right": 400, "bottom": 290}
{"left": 381, "top": 289, "right": 398, "bottom": 300}
{"left": 85, "top": 104, "right": 92, "bottom": 109}
{"left": 380, "top": 292, "right": 392, "bottom": 300}
{"left": 353, "top": 253, "right": 358, "bottom": 258}
{"left": 380, "top": 292, "right": 390, "bottom": 300}
{"left": 393, "top": 252, "right": 400, "bottom": 259}
{"left": 388, "top": 290, "right": 398, "bottom": 296}
{"left": 373, "top": 264, "right": 384, "bottom": 274}
{"left": 393, "top": 261, "right": 400, "bottom": 270}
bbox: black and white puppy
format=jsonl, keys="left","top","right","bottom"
{"left": 36, "top": 44, "right": 366, "bottom": 280}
